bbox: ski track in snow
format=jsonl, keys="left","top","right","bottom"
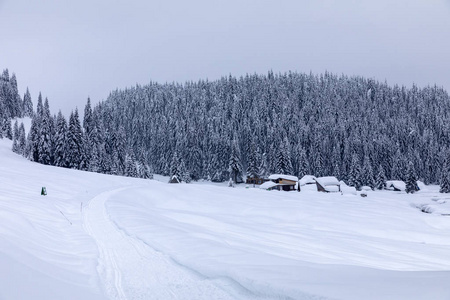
{"left": 83, "top": 187, "right": 237, "bottom": 300}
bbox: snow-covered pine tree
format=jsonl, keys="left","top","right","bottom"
{"left": 12, "top": 120, "right": 19, "bottom": 153}
{"left": 9, "top": 74, "right": 23, "bottom": 118}
{"left": 67, "top": 109, "right": 84, "bottom": 169}
{"left": 124, "top": 153, "right": 138, "bottom": 178}
{"left": 331, "top": 146, "right": 341, "bottom": 180}
{"left": 347, "top": 154, "right": 362, "bottom": 190}
{"left": 4, "top": 117, "right": 12, "bottom": 140}
{"left": 37, "top": 98, "right": 53, "bottom": 165}
{"left": 246, "top": 140, "right": 259, "bottom": 179}
{"left": 258, "top": 152, "right": 269, "bottom": 179}
{"left": 405, "top": 161, "right": 419, "bottom": 194}
{"left": 115, "top": 127, "right": 127, "bottom": 174}
{"left": 439, "top": 158, "right": 450, "bottom": 193}
{"left": 361, "top": 156, "right": 375, "bottom": 189}
{"left": 53, "top": 111, "right": 68, "bottom": 167}
{"left": 170, "top": 151, "right": 181, "bottom": 179}
{"left": 391, "top": 148, "right": 406, "bottom": 181}
{"left": 89, "top": 145, "right": 101, "bottom": 173}
{"left": 18, "top": 122, "right": 26, "bottom": 155}
{"left": 375, "top": 164, "right": 387, "bottom": 190}
{"left": 275, "top": 137, "right": 293, "bottom": 175}
{"left": 439, "top": 172, "right": 450, "bottom": 193}
{"left": 22, "top": 88, "right": 33, "bottom": 117}
{"left": 83, "top": 97, "right": 93, "bottom": 135}
{"left": 179, "top": 159, "right": 191, "bottom": 183}
{"left": 27, "top": 93, "right": 44, "bottom": 161}
{"left": 296, "top": 147, "right": 310, "bottom": 178}
{"left": 228, "top": 135, "right": 243, "bottom": 184}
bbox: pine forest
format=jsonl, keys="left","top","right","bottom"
{"left": 2, "top": 68, "right": 450, "bottom": 191}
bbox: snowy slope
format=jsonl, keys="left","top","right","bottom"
{"left": 1, "top": 138, "right": 450, "bottom": 299}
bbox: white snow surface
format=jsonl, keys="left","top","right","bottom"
{"left": 1, "top": 138, "right": 450, "bottom": 299}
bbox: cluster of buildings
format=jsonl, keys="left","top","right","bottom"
{"left": 249, "top": 175, "right": 412, "bottom": 193}
{"left": 248, "top": 174, "right": 342, "bottom": 193}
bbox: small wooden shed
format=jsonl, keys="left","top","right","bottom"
{"left": 385, "top": 180, "right": 405, "bottom": 191}
{"left": 265, "top": 174, "right": 300, "bottom": 191}
{"left": 299, "top": 175, "right": 317, "bottom": 186}
{"left": 246, "top": 176, "right": 269, "bottom": 185}
{"left": 169, "top": 175, "right": 181, "bottom": 184}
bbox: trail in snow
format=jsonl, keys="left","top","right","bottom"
{"left": 83, "top": 188, "right": 237, "bottom": 300}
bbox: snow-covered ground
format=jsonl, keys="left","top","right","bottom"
{"left": 1, "top": 138, "right": 450, "bottom": 300}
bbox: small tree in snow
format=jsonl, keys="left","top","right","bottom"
{"left": 228, "top": 136, "right": 243, "bottom": 184}
{"left": 347, "top": 154, "right": 362, "bottom": 190}
{"left": 228, "top": 178, "right": 235, "bottom": 187}
{"left": 405, "top": 161, "right": 419, "bottom": 194}
{"left": 375, "top": 164, "right": 387, "bottom": 190}
{"left": 361, "top": 156, "right": 375, "bottom": 189}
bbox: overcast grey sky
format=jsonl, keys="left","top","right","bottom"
{"left": 1, "top": 0, "right": 450, "bottom": 116}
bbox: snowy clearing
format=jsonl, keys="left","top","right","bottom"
{"left": 1, "top": 138, "right": 450, "bottom": 299}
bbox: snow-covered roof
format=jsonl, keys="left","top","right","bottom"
{"left": 315, "top": 176, "right": 340, "bottom": 187}
{"left": 299, "top": 175, "right": 317, "bottom": 186}
{"left": 386, "top": 180, "right": 406, "bottom": 191}
{"left": 169, "top": 175, "right": 180, "bottom": 183}
{"left": 268, "top": 174, "right": 299, "bottom": 182}
{"left": 341, "top": 185, "right": 357, "bottom": 195}
{"left": 259, "top": 181, "right": 278, "bottom": 190}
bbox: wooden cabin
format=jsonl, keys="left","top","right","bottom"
{"left": 299, "top": 175, "right": 317, "bottom": 186}
{"left": 259, "top": 174, "right": 299, "bottom": 191}
{"left": 246, "top": 176, "right": 269, "bottom": 185}
{"left": 385, "top": 180, "right": 405, "bottom": 191}
{"left": 315, "top": 176, "right": 340, "bottom": 193}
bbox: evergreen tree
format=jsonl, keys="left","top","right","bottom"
{"left": 17, "top": 123, "right": 26, "bottom": 155}
{"left": 12, "top": 120, "right": 19, "bottom": 153}
{"left": 67, "top": 109, "right": 84, "bottom": 169}
{"left": 37, "top": 98, "right": 53, "bottom": 165}
{"left": 9, "top": 74, "right": 22, "bottom": 118}
{"left": 296, "top": 147, "right": 310, "bottom": 178}
{"left": 89, "top": 145, "right": 101, "bottom": 173}
{"left": 125, "top": 153, "right": 138, "bottom": 177}
{"left": 375, "top": 164, "right": 387, "bottom": 190}
{"left": 54, "top": 111, "right": 68, "bottom": 167}
{"left": 258, "top": 152, "right": 269, "bottom": 178}
{"left": 405, "top": 161, "right": 419, "bottom": 194}
{"left": 246, "top": 140, "right": 259, "bottom": 178}
{"left": 439, "top": 170, "right": 450, "bottom": 193}
{"left": 83, "top": 97, "right": 93, "bottom": 135}
{"left": 179, "top": 159, "right": 191, "bottom": 183}
{"left": 348, "top": 154, "right": 362, "bottom": 189}
{"left": 228, "top": 135, "right": 243, "bottom": 183}
{"left": 26, "top": 93, "right": 44, "bottom": 161}
{"left": 275, "top": 137, "right": 293, "bottom": 174}
{"left": 23, "top": 88, "right": 33, "bottom": 117}
{"left": 170, "top": 151, "right": 181, "bottom": 179}
{"left": 361, "top": 156, "right": 375, "bottom": 189}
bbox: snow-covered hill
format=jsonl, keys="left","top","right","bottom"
{"left": 1, "top": 138, "right": 450, "bottom": 300}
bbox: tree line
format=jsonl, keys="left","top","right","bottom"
{"left": 3, "top": 68, "right": 450, "bottom": 193}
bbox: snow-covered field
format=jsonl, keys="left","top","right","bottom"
{"left": 1, "top": 138, "right": 450, "bottom": 300}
